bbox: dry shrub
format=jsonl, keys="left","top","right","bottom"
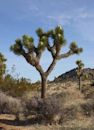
{"left": 22, "top": 96, "right": 40, "bottom": 117}
{"left": 81, "top": 99, "right": 94, "bottom": 116}
{"left": 23, "top": 96, "right": 62, "bottom": 124}
{"left": 37, "top": 97, "right": 62, "bottom": 124}
{"left": 59, "top": 105, "right": 77, "bottom": 124}
{"left": 0, "top": 75, "right": 36, "bottom": 97}
{"left": 91, "top": 81, "right": 94, "bottom": 86}
{"left": 0, "top": 91, "right": 23, "bottom": 118}
{"left": 0, "top": 91, "right": 62, "bottom": 124}
{"left": 82, "top": 84, "right": 94, "bottom": 99}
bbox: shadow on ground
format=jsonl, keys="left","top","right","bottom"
{"left": 0, "top": 118, "right": 41, "bottom": 126}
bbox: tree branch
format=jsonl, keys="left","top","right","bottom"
{"left": 57, "top": 50, "right": 74, "bottom": 60}
{"left": 47, "top": 45, "right": 55, "bottom": 57}
{"left": 36, "top": 49, "right": 42, "bottom": 60}
{"left": 45, "top": 58, "right": 57, "bottom": 77}
{"left": 45, "top": 42, "right": 61, "bottom": 76}
{"left": 22, "top": 52, "right": 44, "bottom": 76}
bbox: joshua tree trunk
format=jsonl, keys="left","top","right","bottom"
{"left": 41, "top": 75, "right": 47, "bottom": 98}
{"left": 78, "top": 76, "right": 81, "bottom": 91}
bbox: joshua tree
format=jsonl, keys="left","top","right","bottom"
{"left": 10, "top": 26, "right": 83, "bottom": 98}
{"left": 0, "top": 52, "right": 6, "bottom": 79}
{"left": 76, "top": 60, "right": 84, "bottom": 91}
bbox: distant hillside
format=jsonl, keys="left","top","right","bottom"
{"left": 54, "top": 68, "right": 94, "bottom": 82}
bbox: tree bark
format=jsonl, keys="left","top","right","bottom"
{"left": 78, "top": 76, "right": 81, "bottom": 91}
{"left": 41, "top": 75, "right": 47, "bottom": 98}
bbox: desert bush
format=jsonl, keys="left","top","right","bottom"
{"left": 81, "top": 99, "right": 94, "bottom": 116}
{"left": 23, "top": 96, "right": 62, "bottom": 124}
{"left": 22, "top": 96, "right": 39, "bottom": 117}
{"left": 0, "top": 74, "right": 37, "bottom": 97}
{"left": 91, "top": 81, "right": 94, "bottom": 86}
{"left": 81, "top": 84, "right": 94, "bottom": 99}
{"left": 0, "top": 91, "right": 23, "bottom": 119}
{"left": 38, "top": 97, "right": 62, "bottom": 124}
{"left": 59, "top": 105, "right": 77, "bottom": 123}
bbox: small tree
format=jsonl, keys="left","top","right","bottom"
{"left": 0, "top": 52, "right": 6, "bottom": 79}
{"left": 10, "top": 26, "right": 83, "bottom": 98}
{"left": 76, "top": 60, "right": 84, "bottom": 91}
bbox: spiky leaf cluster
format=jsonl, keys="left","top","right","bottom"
{"left": 36, "top": 26, "right": 66, "bottom": 52}
{"left": 10, "top": 26, "right": 83, "bottom": 66}
{"left": 70, "top": 42, "right": 83, "bottom": 54}
{"left": 50, "top": 26, "right": 66, "bottom": 45}
{"left": 76, "top": 60, "right": 84, "bottom": 69}
{"left": 10, "top": 39, "right": 23, "bottom": 55}
{"left": 10, "top": 35, "right": 34, "bottom": 55}
{"left": 36, "top": 28, "right": 44, "bottom": 37}
{"left": 38, "top": 36, "right": 48, "bottom": 51}
{"left": 76, "top": 60, "right": 84, "bottom": 76}
{"left": 10, "top": 26, "right": 67, "bottom": 57}
{"left": 22, "top": 35, "right": 34, "bottom": 50}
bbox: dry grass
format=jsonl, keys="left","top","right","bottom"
{"left": 0, "top": 81, "right": 94, "bottom": 130}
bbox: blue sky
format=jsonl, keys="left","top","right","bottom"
{"left": 0, "top": 0, "right": 94, "bottom": 82}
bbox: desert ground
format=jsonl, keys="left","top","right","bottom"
{"left": 0, "top": 79, "right": 94, "bottom": 130}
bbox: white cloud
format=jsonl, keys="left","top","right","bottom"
{"left": 45, "top": 7, "right": 94, "bottom": 25}
{"left": 28, "top": 5, "right": 39, "bottom": 11}
{"left": 47, "top": 15, "right": 71, "bottom": 25}
{"left": 15, "top": 0, "right": 94, "bottom": 26}
{"left": 74, "top": 8, "right": 94, "bottom": 21}
{"left": 15, "top": 1, "right": 94, "bottom": 42}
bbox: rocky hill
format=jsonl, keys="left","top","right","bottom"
{"left": 54, "top": 68, "right": 94, "bottom": 82}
